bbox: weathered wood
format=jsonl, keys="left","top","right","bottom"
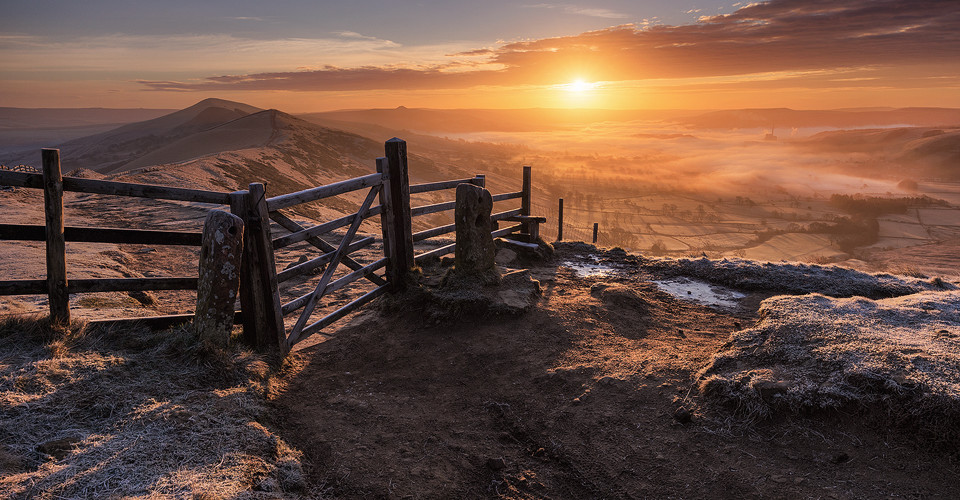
{"left": 454, "top": 183, "right": 496, "bottom": 275}
{"left": 491, "top": 208, "right": 523, "bottom": 222}
{"left": 0, "top": 280, "right": 46, "bottom": 295}
{"left": 0, "top": 277, "right": 197, "bottom": 295}
{"left": 229, "top": 190, "right": 258, "bottom": 346}
{"left": 376, "top": 156, "right": 399, "bottom": 289}
{"left": 265, "top": 172, "right": 383, "bottom": 211}
{"left": 498, "top": 238, "right": 540, "bottom": 251}
{"left": 0, "top": 170, "right": 43, "bottom": 188}
{"left": 521, "top": 165, "right": 532, "bottom": 236}
{"left": 491, "top": 223, "right": 523, "bottom": 238}
{"left": 67, "top": 278, "right": 198, "bottom": 293}
{"left": 269, "top": 211, "right": 386, "bottom": 286}
{"left": 42, "top": 149, "right": 69, "bottom": 324}
{"left": 297, "top": 285, "right": 388, "bottom": 343}
{"left": 413, "top": 222, "right": 456, "bottom": 242}
{"left": 414, "top": 242, "right": 456, "bottom": 263}
{"left": 272, "top": 207, "right": 377, "bottom": 249}
{"left": 411, "top": 200, "right": 457, "bottom": 217}
{"left": 410, "top": 177, "right": 479, "bottom": 194}
{"left": 282, "top": 257, "right": 387, "bottom": 315}
{"left": 491, "top": 191, "right": 523, "bottom": 202}
{"left": 0, "top": 224, "right": 201, "bottom": 246}
{"left": 0, "top": 171, "right": 232, "bottom": 204}
{"left": 593, "top": 222, "right": 599, "bottom": 244}
{"left": 276, "top": 236, "right": 375, "bottom": 283}
{"left": 247, "top": 183, "right": 285, "bottom": 352}
{"left": 558, "top": 198, "right": 564, "bottom": 241}
{"left": 503, "top": 215, "right": 547, "bottom": 223}
{"left": 194, "top": 210, "right": 244, "bottom": 350}
{"left": 473, "top": 175, "right": 485, "bottom": 188}
{"left": 89, "top": 311, "right": 241, "bottom": 331}
{"left": 384, "top": 139, "right": 414, "bottom": 289}
{"left": 288, "top": 186, "right": 380, "bottom": 346}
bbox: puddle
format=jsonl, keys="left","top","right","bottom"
{"left": 653, "top": 277, "right": 746, "bottom": 309}
{"left": 562, "top": 256, "right": 617, "bottom": 277}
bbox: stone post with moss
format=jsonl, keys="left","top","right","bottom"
{"left": 195, "top": 210, "right": 244, "bottom": 349}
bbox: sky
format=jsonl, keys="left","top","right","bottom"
{"left": 2, "top": 0, "right": 959, "bottom": 111}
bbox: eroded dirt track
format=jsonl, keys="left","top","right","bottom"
{"left": 273, "top": 249, "right": 960, "bottom": 499}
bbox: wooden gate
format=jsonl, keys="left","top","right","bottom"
{"left": 232, "top": 138, "right": 530, "bottom": 353}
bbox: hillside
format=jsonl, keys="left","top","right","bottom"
{"left": 795, "top": 126, "right": 960, "bottom": 179}
{"left": 3, "top": 99, "right": 263, "bottom": 173}
{"left": 0, "top": 107, "right": 175, "bottom": 158}
{"left": 677, "top": 107, "right": 960, "bottom": 130}
{"left": 4, "top": 244, "right": 958, "bottom": 497}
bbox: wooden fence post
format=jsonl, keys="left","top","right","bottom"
{"left": 593, "top": 222, "right": 599, "bottom": 244}
{"left": 41, "top": 149, "right": 69, "bottom": 324}
{"left": 229, "top": 191, "right": 255, "bottom": 345}
{"left": 247, "top": 182, "right": 285, "bottom": 351}
{"left": 557, "top": 198, "right": 564, "bottom": 241}
{"left": 376, "top": 157, "right": 397, "bottom": 288}
{"left": 195, "top": 210, "right": 244, "bottom": 349}
{"left": 384, "top": 138, "right": 414, "bottom": 289}
{"left": 230, "top": 185, "right": 284, "bottom": 352}
{"left": 521, "top": 165, "right": 532, "bottom": 240}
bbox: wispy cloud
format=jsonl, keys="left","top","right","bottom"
{"left": 523, "top": 3, "right": 630, "bottom": 19}
{"left": 135, "top": 0, "right": 959, "bottom": 94}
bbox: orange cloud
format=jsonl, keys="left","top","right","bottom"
{"left": 137, "top": 0, "right": 960, "bottom": 93}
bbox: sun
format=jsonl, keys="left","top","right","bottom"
{"left": 567, "top": 78, "right": 596, "bottom": 92}
{"left": 565, "top": 79, "right": 597, "bottom": 93}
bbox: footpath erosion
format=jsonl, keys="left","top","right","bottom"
{"left": 274, "top": 243, "right": 960, "bottom": 499}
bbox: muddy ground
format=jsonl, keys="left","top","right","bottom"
{"left": 272, "top": 245, "right": 960, "bottom": 499}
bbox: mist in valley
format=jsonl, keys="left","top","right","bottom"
{"left": 404, "top": 116, "right": 960, "bottom": 276}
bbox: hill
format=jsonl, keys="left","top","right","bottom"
{"left": 3, "top": 98, "right": 264, "bottom": 172}
{"left": 795, "top": 126, "right": 960, "bottom": 179}
{"left": 0, "top": 107, "right": 175, "bottom": 158}
{"left": 301, "top": 107, "right": 696, "bottom": 133}
{"left": 677, "top": 107, "right": 960, "bottom": 130}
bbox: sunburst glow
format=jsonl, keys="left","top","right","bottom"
{"left": 565, "top": 79, "right": 598, "bottom": 92}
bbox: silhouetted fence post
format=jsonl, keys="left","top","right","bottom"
{"left": 557, "top": 198, "right": 564, "bottom": 241}
{"left": 42, "top": 149, "right": 69, "bottom": 324}
{"left": 230, "top": 184, "right": 284, "bottom": 352}
{"left": 593, "top": 222, "right": 599, "bottom": 244}
{"left": 383, "top": 138, "right": 415, "bottom": 289}
{"left": 521, "top": 165, "right": 532, "bottom": 239}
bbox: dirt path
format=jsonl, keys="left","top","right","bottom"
{"left": 272, "top": 249, "right": 960, "bottom": 498}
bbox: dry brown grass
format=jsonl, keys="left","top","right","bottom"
{"left": 0, "top": 316, "right": 310, "bottom": 498}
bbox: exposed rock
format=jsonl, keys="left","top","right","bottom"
{"left": 454, "top": 183, "right": 496, "bottom": 276}
{"left": 495, "top": 248, "right": 518, "bottom": 265}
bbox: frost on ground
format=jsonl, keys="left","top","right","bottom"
{"left": 699, "top": 290, "right": 960, "bottom": 446}
{"left": 0, "top": 317, "right": 307, "bottom": 499}
{"left": 649, "top": 256, "right": 956, "bottom": 298}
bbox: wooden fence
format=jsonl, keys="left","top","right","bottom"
{"left": 0, "top": 139, "right": 535, "bottom": 353}
{"left": 0, "top": 149, "right": 232, "bottom": 328}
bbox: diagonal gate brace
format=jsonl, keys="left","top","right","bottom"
{"left": 287, "top": 186, "right": 380, "bottom": 346}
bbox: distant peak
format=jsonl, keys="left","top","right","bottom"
{"left": 187, "top": 98, "right": 262, "bottom": 113}
{"left": 395, "top": 105, "right": 408, "bottom": 110}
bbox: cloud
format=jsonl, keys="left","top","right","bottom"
{"left": 136, "top": 0, "right": 960, "bottom": 93}
{"left": 523, "top": 3, "right": 630, "bottom": 19}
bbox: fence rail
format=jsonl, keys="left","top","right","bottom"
{"left": 0, "top": 224, "right": 202, "bottom": 246}
{"left": 2, "top": 140, "right": 541, "bottom": 355}
{"left": 0, "top": 150, "right": 231, "bottom": 323}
